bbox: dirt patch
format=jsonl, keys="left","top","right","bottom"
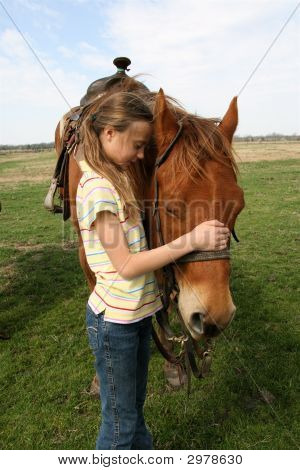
{"left": 0, "top": 263, "right": 17, "bottom": 291}
{"left": 0, "top": 173, "right": 54, "bottom": 183}
{"left": 1, "top": 263, "right": 17, "bottom": 277}
{"left": 0, "top": 160, "right": 55, "bottom": 183}
{"left": 0, "top": 151, "right": 56, "bottom": 184}
{"left": 234, "top": 141, "right": 300, "bottom": 163}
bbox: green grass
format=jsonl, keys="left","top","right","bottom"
{"left": 0, "top": 154, "right": 299, "bottom": 449}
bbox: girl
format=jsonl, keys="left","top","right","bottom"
{"left": 77, "top": 91, "right": 230, "bottom": 450}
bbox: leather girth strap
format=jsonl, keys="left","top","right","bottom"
{"left": 52, "top": 144, "right": 71, "bottom": 221}
{"left": 48, "top": 107, "right": 82, "bottom": 221}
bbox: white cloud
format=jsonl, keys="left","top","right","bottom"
{"left": 77, "top": 42, "right": 111, "bottom": 69}
{"left": 57, "top": 45, "right": 75, "bottom": 59}
{"left": 0, "top": 29, "right": 88, "bottom": 144}
{"left": 57, "top": 41, "right": 112, "bottom": 69}
{"left": 15, "top": 0, "right": 59, "bottom": 18}
{"left": 0, "top": 28, "right": 31, "bottom": 60}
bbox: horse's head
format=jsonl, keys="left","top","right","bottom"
{"left": 149, "top": 89, "right": 245, "bottom": 341}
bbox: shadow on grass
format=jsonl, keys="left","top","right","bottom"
{"left": 0, "top": 244, "right": 96, "bottom": 450}
{"left": 0, "top": 244, "right": 86, "bottom": 336}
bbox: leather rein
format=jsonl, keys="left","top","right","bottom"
{"left": 150, "top": 121, "right": 239, "bottom": 391}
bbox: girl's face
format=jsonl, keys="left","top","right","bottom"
{"left": 100, "top": 120, "right": 152, "bottom": 167}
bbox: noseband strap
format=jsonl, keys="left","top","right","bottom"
{"left": 178, "top": 249, "right": 231, "bottom": 263}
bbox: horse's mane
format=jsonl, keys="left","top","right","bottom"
{"left": 80, "top": 76, "right": 238, "bottom": 189}
{"left": 157, "top": 96, "right": 238, "bottom": 186}
{"left": 120, "top": 79, "right": 238, "bottom": 184}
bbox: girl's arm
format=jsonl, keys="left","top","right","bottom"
{"left": 95, "top": 211, "right": 230, "bottom": 280}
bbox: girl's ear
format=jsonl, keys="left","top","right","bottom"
{"left": 102, "top": 125, "right": 115, "bottom": 142}
{"left": 218, "top": 96, "right": 238, "bottom": 143}
{"left": 154, "top": 88, "right": 178, "bottom": 149}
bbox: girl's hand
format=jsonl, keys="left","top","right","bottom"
{"left": 189, "top": 220, "right": 230, "bottom": 251}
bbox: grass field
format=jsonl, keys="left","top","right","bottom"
{"left": 0, "top": 143, "right": 299, "bottom": 450}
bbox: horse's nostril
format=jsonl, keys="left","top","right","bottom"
{"left": 204, "top": 324, "right": 222, "bottom": 338}
{"left": 189, "top": 312, "right": 204, "bottom": 335}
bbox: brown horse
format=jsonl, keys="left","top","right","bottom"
{"left": 53, "top": 77, "right": 244, "bottom": 388}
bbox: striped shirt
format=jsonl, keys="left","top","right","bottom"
{"left": 76, "top": 168, "right": 162, "bottom": 324}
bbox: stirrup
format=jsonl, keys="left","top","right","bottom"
{"left": 44, "top": 178, "right": 62, "bottom": 213}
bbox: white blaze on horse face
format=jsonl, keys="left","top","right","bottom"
{"left": 177, "top": 278, "right": 236, "bottom": 340}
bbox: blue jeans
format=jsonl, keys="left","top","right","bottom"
{"left": 86, "top": 303, "right": 153, "bottom": 450}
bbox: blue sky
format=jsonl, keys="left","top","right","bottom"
{"left": 0, "top": 0, "right": 299, "bottom": 144}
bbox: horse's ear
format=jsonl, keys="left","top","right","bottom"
{"left": 219, "top": 96, "right": 238, "bottom": 143}
{"left": 154, "top": 88, "right": 178, "bottom": 147}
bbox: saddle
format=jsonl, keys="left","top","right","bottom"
{"left": 44, "top": 106, "right": 82, "bottom": 221}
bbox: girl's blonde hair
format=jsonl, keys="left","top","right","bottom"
{"left": 80, "top": 91, "right": 153, "bottom": 220}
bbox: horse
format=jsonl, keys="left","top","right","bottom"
{"left": 150, "top": 89, "right": 244, "bottom": 341}
{"left": 50, "top": 75, "right": 244, "bottom": 390}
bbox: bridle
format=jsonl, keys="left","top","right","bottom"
{"left": 150, "top": 121, "right": 239, "bottom": 392}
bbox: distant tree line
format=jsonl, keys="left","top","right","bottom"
{"left": 234, "top": 133, "right": 300, "bottom": 142}
{"left": 0, "top": 134, "right": 299, "bottom": 151}
{"left": 0, "top": 142, "right": 55, "bottom": 152}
